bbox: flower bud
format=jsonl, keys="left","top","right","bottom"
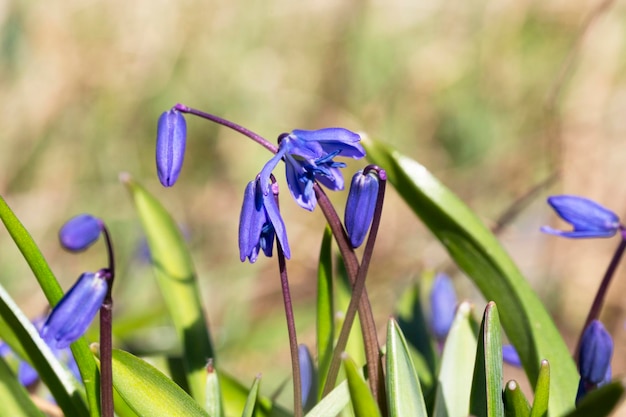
{"left": 298, "top": 344, "right": 317, "bottom": 412}
{"left": 429, "top": 273, "right": 457, "bottom": 341}
{"left": 156, "top": 109, "right": 187, "bottom": 187}
{"left": 579, "top": 320, "right": 613, "bottom": 385}
{"left": 541, "top": 195, "right": 620, "bottom": 239}
{"left": 502, "top": 344, "right": 522, "bottom": 367}
{"left": 59, "top": 214, "right": 102, "bottom": 252}
{"left": 344, "top": 170, "right": 379, "bottom": 248}
{"left": 41, "top": 271, "right": 108, "bottom": 349}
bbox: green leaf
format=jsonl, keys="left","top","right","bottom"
{"left": 305, "top": 382, "right": 350, "bottom": 417}
{"left": 205, "top": 361, "right": 224, "bottom": 417}
{"left": 111, "top": 349, "right": 209, "bottom": 417}
{"left": 219, "top": 372, "right": 291, "bottom": 417}
{"left": 317, "top": 226, "right": 334, "bottom": 398}
{"left": 470, "top": 302, "right": 504, "bottom": 417}
{"left": 433, "top": 301, "right": 477, "bottom": 417}
{"left": 562, "top": 379, "right": 626, "bottom": 417}
{"left": 503, "top": 380, "right": 530, "bottom": 417}
{"left": 363, "top": 139, "right": 578, "bottom": 415}
{"left": 241, "top": 376, "right": 261, "bottom": 417}
{"left": 343, "top": 354, "right": 382, "bottom": 417}
{"left": 0, "top": 354, "right": 45, "bottom": 417}
{"left": 530, "top": 360, "right": 549, "bottom": 417}
{"left": 123, "top": 176, "right": 214, "bottom": 403}
{"left": 386, "top": 318, "right": 428, "bottom": 417}
{"left": 0, "top": 195, "right": 99, "bottom": 416}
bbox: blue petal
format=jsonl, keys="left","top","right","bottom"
{"left": 502, "top": 344, "right": 522, "bottom": 367}
{"left": 291, "top": 128, "right": 365, "bottom": 159}
{"left": 314, "top": 166, "right": 345, "bottom": 192}
{"left": 540, "top": 226, "right": 616, "bottom": 239}
{"left": 543, "top": 195, "right": 620, "bottom": 239}
{"left": 429, "top": 273, "right": 457, "bottom": 341}
{"left": 285, "top": 155, "right": 317, "bottom": 211}
{"left": 238, "top": 181, "right": 266, "bottom": 262}
{"left": 41, "top": 272, "right": 108, "bottom": 349}
{"left": 263, "top": 183, "right": 291, "bottom": 259}
{"left": 59, "top": 214, "right": 102, "bottom": 252}
{"left": 156, "top": 109, "right": 187, "bottom": 187}
{"left": 344, "top": 170, "right": 378, "bottom": 248}
{"left": 298, "top": 344, "right": 317, "bottom": 411}
{"left": 579, "top": 320, "right": 613, "bottom": 385}
{"left": 18, "top": 361, "right": 39, "bottom": 386}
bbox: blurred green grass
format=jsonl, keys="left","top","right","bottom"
{"left": 1, "top": 0, "right": 626, "bottom": 410}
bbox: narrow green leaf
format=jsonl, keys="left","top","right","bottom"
{"left": 305, "top": 381, "right": 350, "bottom": 417}
{"left": 433, "top": 301, "right": 477, "bottom": 417}
{"left": 241, "top": 375, "right": 261, "bottom": 417}
{"left": 363, "top": 139, "right": 578, "bottom": 415}
{"left": 386, "top": 318, "right": 428, "bottom": 417}
{"left": 316, "top": 226, "right": 334, "bottom": 398}
{"left": 0, "top": 195, "right": 99, "bottom": 416}
{"left": 470, "top": 302, "right": 504, "bottom": 417}
{"left": 0, "top": 283, "right": 89, "bottom": 417}
{"left": 219, "top": 372, "right": 291, "bottom": 417}
{"left": 111, "top": 349, "right": 209, "bottom": 417}
{"left": 343, "top": 354, "right": 381, "bottom": 417}
{"left": 122, "top": 175, "right": 214, "bottom": 403}
{"left": 205, "top": 361, "right": 224, "bottom": 417}
{"left": 0, "top": 354, "right": 45, "bottom": 417}
{"left": 503, "top": 380, "right": 530, "bottom": 417}
{"left": 562, "top": 379, "right": 626, "bottom": 417}
{"left": 530, "top": 360, "right": 549, "bottom": 417}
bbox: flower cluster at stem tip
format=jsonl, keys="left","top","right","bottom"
{"left": 541, "top": 195, "right": 622, "bottom": 239}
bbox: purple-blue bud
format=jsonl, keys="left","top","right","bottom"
{"left": 344, "top": 170, "right": 379, "bottom": 248}
{"left": 578, "top": 320, "right": 613, "bottom": 385}
{"left": 298, "top": 344, "right": 317, "bottom": 411}
{"left": 429, "top": 273, "right": 457, "bottom": 341}
{"left": 41, "top": 271, "right": 108, "bottom": 349}
{"left": 541, "top": 195, "right": 620, "bottom": 239}
{"left": 156, "top": 109, "right": 187, "bottom": 187}
{"left": 59, "top": 214, "right": 102, "bottom": 252}
{"left": 502, "top": 344, "right": 522, "bottom": 367}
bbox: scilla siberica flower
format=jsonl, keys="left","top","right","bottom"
{"left": 40, "top": 271, "right": 108, "bottom": 349}
{"left": 259, "top": 128, "right": 365, "bottom": 211}
{"left": 298, "top": 344, "right": 317, "bottom": 412}
{"left": 344, "top": 169, "right": 379, "bottom": 248}
{"left": 429, "top": 273, "right": 457, "bottom": 342}
{"left": 59, "top": 214, "right": 102, "bottom": 251}
{"left": 239, "top": 179, "right": 290, "bottom": 263}
{"left": 156, "top": 109, "right": 187, "bottom": 187}
{"left": 576, "top": 320, "right": 613, "bottom": 403}
{"left": 541, "top": 195, "right": 620, "bottom": 238}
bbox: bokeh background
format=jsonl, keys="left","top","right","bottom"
{"left": 1, "top": 0, "right": 626, "bottom": 412}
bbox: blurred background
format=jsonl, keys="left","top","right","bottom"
{"left": 1, "top": 0, "right": 626, "bottom": 411}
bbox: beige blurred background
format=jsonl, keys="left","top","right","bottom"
{"left": 1, "top": 0, "right": 626, "bottom": 412}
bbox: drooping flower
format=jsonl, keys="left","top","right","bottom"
{"left": 259, "top": 128, "right": 365, "bottom": 211}
{"left": 298, "top": 344, "right": 317, "bottom": 412}
{"left": 576, "top": 320, "right": 613, "bottom": 403}
{"left": 238, "top": 179, "right": 290, "bottom": 263}
{"left": 344, "top": 169, "right": 379, "bottom": 248}
{"left": 429, "top": 273, "right": 457, "bottom": 342}
{"left": 541, "top": 195, "right": 620, "bottom": 239}
{"left": 59, "top": 214, "right": 102, "bottom": 252}
{"left": 41, "top": 271, "right": 109, "bottom": 349}
{"left": 502, "top": 344, "right": 522, "bottom": 367}
{"left": 156, "top": 108, "right": 187, "bottom": 187}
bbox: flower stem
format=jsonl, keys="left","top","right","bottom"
{"left": 315, "top": 184, "right": 381, "bottom": 401}
{"left": 575, "top": 228, "right": 626, "bottom": 360}
{"left": 175, "top": 104, "right": 278, "bottom": 154}
{"left": 99, "top": 224, "right": 115, "bottom": 417}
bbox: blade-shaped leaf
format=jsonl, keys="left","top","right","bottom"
{"left": 0, "top": 354, "right": 46, "bottom": 417}
{"left": 111, "top": 348, "right": 209, "bottom": 417}
{"left": 386, "top": 318, "right": 428, "bottom": 417}
{"left": 219, "top": 372, "right": 291, "bottom": 417}
{"left": 363, "top": 139, "right": 578, "bottom": 415}
{"left": 503, "top": 380, "right": 531, "bottom": 417}
{"left": 0, "top": 195, "right": 99, "bottom": 416}
{"left": 241, "top": 375, "right": 261, "bottom": 417}
{"left": 343, "top": 354, "right": 381, "bottom": 417}
{"left": 469, "top": 302, "right": 504, "bottom": 417}
{"left": 433, "top": 301, "right": 477, "bottom": 417}
{"left": 205, "top": 361, "right": 224, "bottom": 417}
{"left": 305, "top": 381, "right": 350, "bottom": 417}
{"left": 317, "top": 226, "right": 334, "bottom": 398}
{"left": 122, "top": 176, "right": 214, "bottom": 403}
{"left": 563, "top": 378, "right": 626, "bottom": 417}
{"left": 530, "top": 360, "right": 549, "bottom": 417}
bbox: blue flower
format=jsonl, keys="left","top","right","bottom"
{"left": 259, "top": 128, "right": 365, "bottom": 211}
{"left": 502, "top": 344, "right": 522, "bottom": 367}
{"left": 239, "top": 179, "right": 290, "bottom": 263}
{"left": 344, "top": 170, "right": 379, "bottom": 248}
{"left": 429, "top": 273, "right": 457, "bottom": 342}
{"left": 156, "top": 109, "right": 187, "bottom": 187}
{"left": 298, "top": 344, "right": 317, "bottom": 412}
{"left": 59, "top": 214, "right": 102, "bottom": 252}
{"left": 541, "top": 195, "right": 620, "bottom": 239}
{"left": 41, "top": 271, "right": 109, "bottom": 349}
{"left": 576, "top": 320, "right": 613, "bottom": 403}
